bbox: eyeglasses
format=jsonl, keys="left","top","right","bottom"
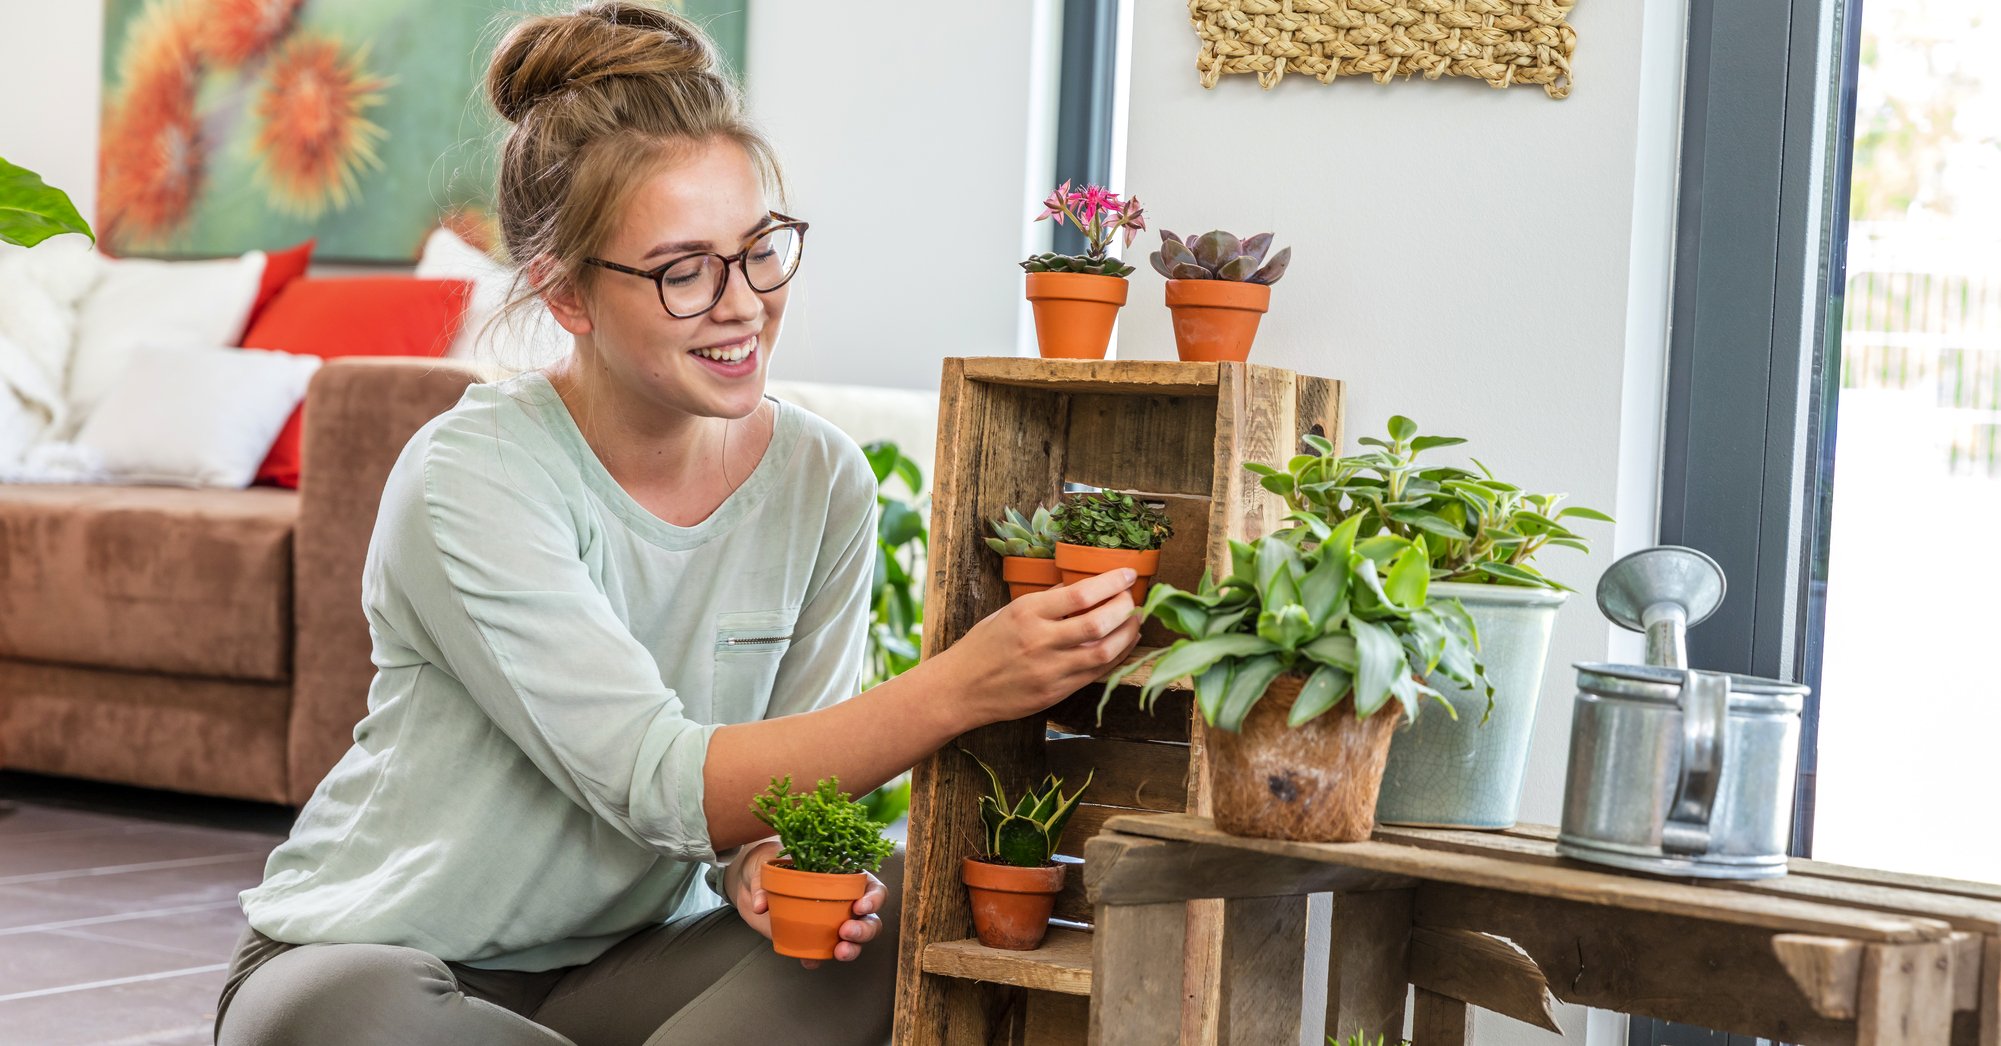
{"left": 583, "top": 212, "right": 809, "bottom": 319}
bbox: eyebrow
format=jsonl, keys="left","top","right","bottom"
{"left": 640, "top": 217, "right": 774, "bottom": 261}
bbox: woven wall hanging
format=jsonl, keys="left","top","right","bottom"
{"left": 1191, "top": 0, "right": 1578, "bottom": 99}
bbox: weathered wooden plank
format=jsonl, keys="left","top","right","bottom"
{"left": 1410, "top": 988, "right": 1473, "bottom": 1046}
{"left": 1326, "top": 889, "right": 1413, "bottom": 1044}
{"left": 1090, "top": 901, "right": 1187, "bottom": 1046}
{"left": 1980, "top": 935, "right": 2000, "bottom": 1046}
{"left": 1047, "top": 686, "right": 1190, "bottom": 744}
{"left": 922, "top": 927, "right": 1094, "bottom": 996}
{"left": 1059, "top": 804, "right": 1151, "bottom": 862}
{"left": 1045, "top": 737, "right": 1188, "bottom": 813}
{"left": 1219, "top": 895, "right": 1318, "bottom": 1046}
{"left": 962, "top": 356, "right": 1222, "bottom": 396}
{"left": 1112, "top": 813, "right": 1953, "bottom": 942}
{"left": 1857, "top": 940, "right": 1955, "bottom": 1045}
{"left": 1082, "top": 833, "right": 1413, "bottom": 907}
{"left": 1023, "top": 990, "right": 1090, "bottom": 1046}
{"left": 1064, "top": 396, "right": 1218, "bottom": 497}
{"left": 1408, "top": 926, "right": 1562, "bottom": 1033}
{"left": 1774, "top": 934, "right": 1868, "bottom": 1019}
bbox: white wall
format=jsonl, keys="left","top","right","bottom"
{"left": 1117, "top": 4, "right": 1687, "bottom": 1043}
{"left": 0, "top": 3, "right": 102, "bottom": 223}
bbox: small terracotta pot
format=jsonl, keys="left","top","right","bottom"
{"left": 1001, "top": 556, "right": 1062, "bottom": 601}
{"left": 962, "top": 857, "right": 1066, "bottom": 950}
{"left": 1210, "top": 673, "right": 1404, "bottom": 842}
{"left": 1166, "top": 279, "right": 1271, "bottom": 363}
{"left": 761, "top": 860, "right": 868, "bottom": 960}
{"left": 1026, "top": 272, "right": 1129, "bottom": 360}
{"left": 1052, "top": 543, "right": 1159, "bottom": 603}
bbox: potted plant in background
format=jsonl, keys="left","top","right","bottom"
{"left": 961, "top": 753, "right": 1092, "bottom": 950}
{"left": 1150, "top": 229, "right": 1290, "bottom": 363}
{"left": 984, "top": 504, "right": 1062, "bottom": 600}
{"left": 1251, "top": 417, "right": 1610, "bottom": 830}
{"left": 0, "top": 156, "right": 93, "bottom": 246}
{"left": 750, "top": 776, "right": 896, "bottom": 960}
{"left": 1021, "top": 182, "right": 1146, "bottom": 360}
{"left": 1052, "top": 490, "right": 1174, "bottom": 602}
{"left": 858, "top": 440, "right": 927, "bottom": 826}
{"left": 1104, "top": 516, "right": 1486, "bottom": 842}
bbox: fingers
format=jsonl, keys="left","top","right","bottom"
{"left": 749, "top": 888, "right": 768, "bottom": 915}
{"left": 1029, "top": 569, "right": 1137, "bottom": 619}
{"left": 1052, "top": 586, "right": 1139, "bottom": 647}
{"left": 854, "top": 874, "right": 887, "bottom": 917}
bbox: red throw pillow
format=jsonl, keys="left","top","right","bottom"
{"left": 238, "top": 239, "right": 316, "bottom": 342}
{"left": 243, "top": 276, "right": 471, "bottom": 488}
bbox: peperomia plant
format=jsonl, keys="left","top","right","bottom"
{"left": 1248, "top": 417, "right": 1612, "bottom": 591}
{"left": 1103, "top": 516, "right": 1489, "bottom": 732}
{"left": 1054, "top": 491, "right": 1174, "bottom": 551}
{"left": 984, "top": 505, "right": 1059, "bottom": 559}
{"left": 751, "top": 776, "right": 896, "bottom": 876}
{"left": 969, "top": 752, "right": 1092, "bottom": 867}
{"left": 1150, "top": 230, "right": 1291, "bottom": 284}
{"left": 1021, "top": 182, "right": 1146, "bottom": 278}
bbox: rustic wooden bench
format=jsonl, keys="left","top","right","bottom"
{"left": 1085, "top": 812, "right": 2001, "bottom": 1045}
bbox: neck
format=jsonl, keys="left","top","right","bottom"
{"left": 544, "top": 352, "right": 747, "bottom": 494}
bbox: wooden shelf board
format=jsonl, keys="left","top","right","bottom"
{"left": 920, "top": 927, "right": 1094, "bottom": 996}
{"left": 960, "top": 357, "right": 1223, "bottom": 397}
{"left": 1100, "top": 647, "right": 1191, "bottom": 692}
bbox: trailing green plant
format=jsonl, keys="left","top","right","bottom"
{"left": 0, "top": 157, "right": 93, "bottom": 248}
{"left": 968, "top": 752, "right": 1092, "bottom": 867}
{"left": 1149, "top": 229, "right": 1291, "bottom": 284}
{"left": 750, "top": 776, "right": 895, "bottom": 876}
{"left": 1103, "top": 516, "right": 1489, "bottom": 732}
{"left": 1053, "top": 491, "right": 1174, "bottom": 552}
{"left": 983, "top": 505, "right": 1059, "bottom": 559}
{"left": 863, "top": 441, "right": 926, "bottom": 690}
{"left": 1329, "top": 1032, "right": 1410, "bottom": 1046}
{"left": 1247, "top": 416, "right": 1612, "bottom": 592}
{"left": 1021, "top": 182, "right": 1145, "bottom": 278}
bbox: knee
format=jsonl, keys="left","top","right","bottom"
{"left": 218, "top": 944, "right": 457, "bottom": 1046}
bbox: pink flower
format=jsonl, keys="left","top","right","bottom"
{"left": 1073, "top": 184, "right": 1120, "bottom": 224}
{"left": 1119, "top": 196, "right": 1147, "bottom": 248}
{"left": 1036, "top": 181, "right": 1073, "bottom": 225}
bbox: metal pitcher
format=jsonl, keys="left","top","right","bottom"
{"left": 1555, "top": 547, "right": 1809, "bottom": 880}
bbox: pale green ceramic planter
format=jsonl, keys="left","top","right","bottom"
{"left": 1374, "top": 582, "right": 1567, "bottom": 829}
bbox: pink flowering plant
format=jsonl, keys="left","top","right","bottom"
{"left": 1021, "top": 182, "right": 1145, "bottom": 278}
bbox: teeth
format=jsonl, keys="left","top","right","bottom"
{"left": 692, "top": 337, "right": 755, "bottom": 363}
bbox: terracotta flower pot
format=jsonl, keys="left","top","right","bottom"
{"left": 1026, "top": 272, "right": 1128, "bottom": 359}
{"left": 1166, "top": 279, "right": 1271, "bottom": 363}
{"left": 1001, "top": 556, "right": 1062, "bottom": 601}
{"left": 962, "top": 857, "right": 1066, "bottom": 950}
{"left": 1210, "top": 673, "right": 1404, "bottom": 842}
{"left": 1052, "top": 543, "right": 1159, "bottom": 603}
{"left": 761, "top": 860, "right": 868, "bottom": 960}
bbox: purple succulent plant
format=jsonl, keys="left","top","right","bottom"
{"left": 1148, "top": 229, "right": 1291, "bottom": 285}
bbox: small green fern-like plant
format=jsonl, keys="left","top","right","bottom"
{"left": 969, "top": 753, "right": 1092, "bottom": 867}
{"left": 750, "top": 776, "right": 894, "bottom": 875}
{"left": 1329, "top": 1033, "right": 1410, "bottom": 1046}
{"left": 1054, "top": 491, "right": 1174, "bottom": 552}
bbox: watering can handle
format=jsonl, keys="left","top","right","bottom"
{"left": 1662, "top": 669, "right": 1730, "bottom": 856}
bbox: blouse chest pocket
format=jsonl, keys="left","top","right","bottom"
{"left": 712, "top": 607, "right": 799, "bottom": 722}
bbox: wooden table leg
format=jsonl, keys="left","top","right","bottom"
{"left": 1857, "top": 940, "right": 1955, "bottom": 1045}
{"left": 1091, "top": 901, "right": 1187, "bottom": 1046}
{"left": 1326, "top": 889, "right": 1414, "bottom": 1043}
{"left": 1218, "top": 894, "right": 1319, "bottom": 1045}
{"left": 1411, "top": 987, "right": 1473, "bottom": 1045}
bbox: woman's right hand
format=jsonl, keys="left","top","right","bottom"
{"left": 939, "top": 568, "right": 1145, "bottom": 726}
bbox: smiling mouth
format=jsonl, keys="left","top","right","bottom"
{"left": 690, "top": 335, "right": 757, "bottom": 364}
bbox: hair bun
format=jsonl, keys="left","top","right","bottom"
{"left": 486, "top": 1, "right": 720, "bottom": 124}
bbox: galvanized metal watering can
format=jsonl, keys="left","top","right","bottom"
{"left": 1556, "top": 547, "right": 1809, "bottom": 880}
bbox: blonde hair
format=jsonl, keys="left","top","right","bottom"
{"left": 484, "top": 1, "right": 782, "bottom": 317}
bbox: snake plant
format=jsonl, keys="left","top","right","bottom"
{"left": 969, "top": 753, "right": 1092, "bottom": 868}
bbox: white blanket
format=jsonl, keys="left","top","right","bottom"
{"left": 0, "top": 236, "right": 106, "bottom": 470}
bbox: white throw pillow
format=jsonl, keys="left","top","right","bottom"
{"left": 66, "top": 251, "right": 266, "bottom": 432}
{"left": 71, "top": 346, "right": 321, "bottom": 488}
{"left": 415, "top": 227, "right": 568, "bottom": 373}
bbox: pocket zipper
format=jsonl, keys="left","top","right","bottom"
{"left": 720, "top": 634, "right": 792, "bottom": 648}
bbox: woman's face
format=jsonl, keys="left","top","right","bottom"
{"left": 558, "top": 137, "right": 789, "bottom": 423}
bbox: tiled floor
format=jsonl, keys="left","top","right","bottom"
{"left": 0, "top": 773, "right": 291, "bottom": 1046}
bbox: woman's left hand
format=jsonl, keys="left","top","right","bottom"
{"left": 731, "top": 840, "right": 888, "bottom": 969}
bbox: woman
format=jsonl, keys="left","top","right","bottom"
{"left": 212, "top": 5, "right": 1140, "bottom": 1044}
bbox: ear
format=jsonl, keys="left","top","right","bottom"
{"left": 528, "top": 253, "right": 594, "bottom": 336}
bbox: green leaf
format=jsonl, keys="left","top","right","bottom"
{"left": 1387, "top": 416, "right": 1419, "bottom": 443}
{"left": 1355, "top": 535, "right": 1409, "bottom": 566}
{"left": 1287, "top": 663, "right": 1354, "bottom": 726}
{"left": 1213, "top": 655, "right": 1286, "bottom": 732}
{"left": 1390, "top": 509, "right": 1470, "bottom": 543}
{"left": 1256, "top": 604, "right": 1317, "bottom": 651}
{"left": 996, "top": 818, "right": 1049, "bottom": 866}
{"left": 1145, "top": 634, "right": 1279, "bottom": 691}
{"left": 863, "top": 442, "right": 900, "bottom": 483}
{"left": 1475, "top": 562, "right": 1549, "bottom": 587}
{"left": 1193, "top": 660, "right": 1232, "bottom": 725}
{"left": 1301, "top": 632, "right": 1359, "bottom": 670}
{"left": 880, "top": 501, "right": 925, "bottom": 547}
{"left": 0, "top": 157, "right": 93, "bottom": 247}
{"left": 1559, "top": 506, "right": 1615, "bottom": 523}
{"left": 1410, "top": 435, "right": 1467, "bottom": 452}
{"left": 1298, "top": 542, "right": 1350, "bottom": 626}
{"left": 1383, "top": 538, "right": 1430, "bottom": 609}
{"left": 1350, "top": 618, "right": 1406, "bottom": 717}
{"left": 892, "top": 458, "right": 925, "bottom": 495}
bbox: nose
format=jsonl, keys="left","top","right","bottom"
{"left": 708, "top": 260, "right": 764, "bottom": 325}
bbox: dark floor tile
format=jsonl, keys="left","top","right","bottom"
{"left": 52, "top": 904, "right": 251, "bottom": 962}
{"left": 0, "top": 930, "right": 218, "bottom": 996}
{"left": 0, "top": 884, "right": 130, "bottom": 930}
{"left": 0, "top": 803, "right": 158, "bottom": 840}
{"left": 0, "top": 963, "right": 226, "bottom": 1046}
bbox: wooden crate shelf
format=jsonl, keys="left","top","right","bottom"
{"left": 921, "top": 928, "right": 1095, "bottom": 996}
{"left": 891, "top": 357, "right": 1343, "bottom": 1046}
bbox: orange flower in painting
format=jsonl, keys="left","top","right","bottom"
{"left": 198, "top": 0, "right": 303, "bottom": 66}
{"left": 253, "top": 35, "right": 389, "bottom": 219}
{"left": 98, "top": 0, "right": 206, "bottom": 247}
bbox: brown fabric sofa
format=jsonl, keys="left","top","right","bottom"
{"left": 0, "top": 357, "right": 486, "bottom": 806}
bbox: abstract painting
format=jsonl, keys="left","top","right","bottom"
{"left": 98, "top": 0, "right": 749, "bottom": 262}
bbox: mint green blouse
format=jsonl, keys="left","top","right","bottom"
{"left": 240, "top": 371, "right": 877, "bottom": 971}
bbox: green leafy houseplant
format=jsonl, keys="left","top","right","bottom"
{"left": 1149, "top": 229, "right": 1291, "bottom": 284}
{"left": 984, "top": 505, "right": 1059, "bottom": 559}
{"left": 858, "top": 441, "right": 926, "bottom": 825}
{"left": 0, "top": 156, "right": 94, "bottom": 247}
{"left": 1330, "top": 1033, "right": 1410, "bottom": 1046}
{"left": 1247, "top": 416, "right": 1612, "bottom": 591}
{"left": 1104, "top": 515, "right": 1487, "bottom": 733}
{"left": 750, "top": 776, "right": 895, "bottom": 876}
{"left": 1053, "top": 491, "right": 1173, "bottom": 551}
{"left": 970, "top": 753, "right": 1092, "bottom": 867}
